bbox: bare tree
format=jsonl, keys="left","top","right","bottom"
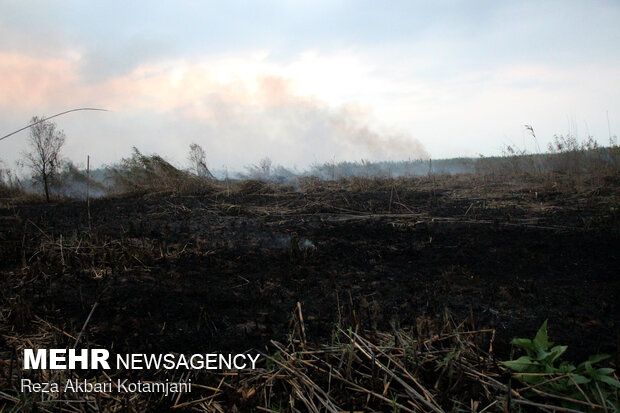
{"left": 187, "top": 143, "right": 215, "bottom": 179}
{"left": 23, "top": 116, "right": 66, "bottom": 202}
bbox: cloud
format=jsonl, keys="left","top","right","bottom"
{"left": 0, "top": 52, "right": 81, "bottom": 110}
{"left": 78, "top": 36, "right": 175, "bottom": 83}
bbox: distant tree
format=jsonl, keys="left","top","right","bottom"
{"left": 243, "top": 157, "right": 273, "bottom": 180}
{"left": 23, "top": 116, "right": 66, "bottom": 202}
{"left": 0, "top": 159, "right": 23, "bottom": 197}
{"left": 187, "top": 143, "right": 215, "bottom": 179}
{"left": 259, "top": 157, "right": 272, "bottom": 177}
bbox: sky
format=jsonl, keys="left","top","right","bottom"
{"left": 0, "top": 0, "right": 619, "bottom": 173}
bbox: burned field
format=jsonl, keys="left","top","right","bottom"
{"left": 1, "top": 174, "right": 619, "bottom": 411}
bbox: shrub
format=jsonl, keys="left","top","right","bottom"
{"left": 108, "top": 147, "right": 215, "bottom": 195}
{"left": 503, "top": 320, "right": 619, "bottom": 410}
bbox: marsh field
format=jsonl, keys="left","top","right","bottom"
{"left": 1, "top": 162, "right": 619, "bottom": 411}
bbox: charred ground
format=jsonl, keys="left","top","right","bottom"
{"left": 1, "top": 174, "right": 618, "bottom": 365}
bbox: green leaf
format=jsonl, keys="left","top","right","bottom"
{"left": 502, "top": 356, "right": 538, "bottom": 372}
{"left": 568, "top": 374, "right": 591, "bottom": 385}
{"left": 543, "top": 345, "right": 567, "bottom": 364}
{"left": 532, "top": 320, "right": 553, "bottom": 352}
{"left": 597, "top": 375, "right": 620, "bottom": 388}
{"left": 535, "top": 349, "right": 551, "bottom": 362}
{"left": 558, "top": 361, "right": 576, "bottom": 373}
{"left": 595, "top": 368, "right": 615, "bottom": 376}
{"left": 510, "top": 338, "right": 531, "bottom": 346}
{"left": 510, "top": 338, "right": 533, "bottom": 351}
{"left": 578, "top": 354, "right": 611, "bottom": 372}
{"left": 588, "top": 354, "right": 610, "bottom": 364}
{"left": 583, "top": 361, "right": 595, "bottom": 375}
{"left": 439, "top": 350, "right": 460, "bottom": 367}
{"left": 515, "top": 372, "right": 548, "bottom": 385}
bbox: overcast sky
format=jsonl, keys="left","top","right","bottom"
{"left": 1, "top": 0, "right": 619, "bottom": 171}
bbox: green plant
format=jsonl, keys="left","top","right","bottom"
{"left": 265, "top": 351, "right": 282, "bottom": 371}
{"left": 503, "top": 320, "right": 620, "bottom": 409}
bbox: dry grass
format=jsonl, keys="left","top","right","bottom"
{"left": 108, "top": 147, "right": 216, "bottom": 195}
{"left": 3, "top": 304, "right": 615, "bottom": 412}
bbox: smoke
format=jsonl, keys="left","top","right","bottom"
{"left": 182, "top": 74, "right": 430, "bottom": 165}
{"left": 329, "top": 103, "right": 429, "bottom": 160}
{"left": 256, "top": 75, "right": 430, "bottom": 161}
{"left": 0, "top": 53, "right": 429, "bottom": 169}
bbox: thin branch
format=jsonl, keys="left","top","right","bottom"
{"left": 0, "top": 108, "right": 109, "bottom": 142}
